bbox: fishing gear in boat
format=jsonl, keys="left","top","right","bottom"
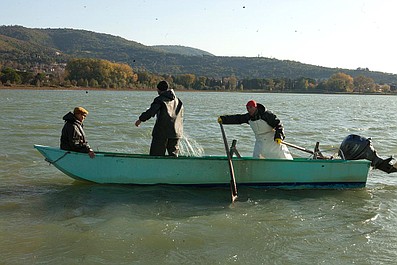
{"left": 281, "top": 141, "right": 330, "bottom": 159}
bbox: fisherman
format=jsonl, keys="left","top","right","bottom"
{"left": 60, "top": 107, "right": 95, "bottom": 158}
{"left": 218, "top": 100, "right": 292, "bottom": 159}
{"left": 135, "top": 80, "right": 184, "bottom": 157}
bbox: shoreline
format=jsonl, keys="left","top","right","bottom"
{"left": 0, "top": 85, "right": 153, "bottom": 91}
{"left": 1, "top": 85, "right": 396, "bottom": 95}
{"left": 0, "top": 85, "right": 201, "bottom": 92}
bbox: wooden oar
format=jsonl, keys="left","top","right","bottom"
{"left": 220, "top": 124, "right": 238, "bottom": 203}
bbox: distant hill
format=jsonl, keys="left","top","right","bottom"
{"left": 1, "top": 25, "right": 397, "bottom": 84}
{"left": 152, "top": 45, "right": 214, "bottom": 56}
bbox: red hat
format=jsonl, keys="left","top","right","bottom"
{"left": 246, "top": 100, "right": 257, "bottom": 108}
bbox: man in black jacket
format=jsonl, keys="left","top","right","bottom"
{"left": 135, "top": 81, "right": 184, "bottom": 156}
{"left": 60, "top": 107, "right": 95, "bottom": 158}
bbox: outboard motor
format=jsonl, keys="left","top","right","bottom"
{"left": 339, "top": 134, "right": 397, "bottom": 174}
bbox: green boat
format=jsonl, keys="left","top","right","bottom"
{"left": 34, "top": 145, "right": 371, "bottom": 189}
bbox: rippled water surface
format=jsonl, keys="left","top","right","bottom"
{"left": 1, "top": 89, "right": 397, "bottom": 264}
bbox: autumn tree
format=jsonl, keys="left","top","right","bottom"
{"left": 327, "top": 72, "right": 354, "bottom": 92}
{"left": 193, "top": 76, "right": 207, "bottom": 90}
{"left": 265, "top": 78, "right": 275, "bottom": 91}
{"left": 295, "top": 77, "right": 316, "bottom": 91}
{"left": 66, "top": 58, "right": 136, "bottom": 88}
{"left": 375, "top": 84, "right": 391, "bottom": 93}
{"left": 353, "top": 75, "right": 375, "bottom": 92}
{"left": 273, "top": 78, "right": 286, "bottom": 91}
{"left": 174, "top": 74, "right": 195, "bottom": 89}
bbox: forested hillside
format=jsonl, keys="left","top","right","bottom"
{"left": 1, "top": 25, "right": 397, "bottom": 85}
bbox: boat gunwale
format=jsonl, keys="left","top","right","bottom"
{"left": 34, "top": 145, "right": 372, "bottom": 165}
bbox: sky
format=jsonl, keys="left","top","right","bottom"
{"left": 3, "top": 0, "right": 397, "bottom": 74}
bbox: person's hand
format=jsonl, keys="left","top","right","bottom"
{"left": 88, "top": 149, "right": 95, "bottom": 159}
{"left": 135, "top": 119, "right": 142, "bottom": 127}
{"left": 275, "top": 138, "right": 282, "bottom": 144}
{"left": 217, "top": 117, "right": 223, "bottom": 124}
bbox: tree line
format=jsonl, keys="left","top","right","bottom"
{"left": 0, "top": 58, "right": 395, "bottom": 93}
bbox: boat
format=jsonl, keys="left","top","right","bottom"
{"left": 34, "top": 144, "right": 371, "bottom": 189}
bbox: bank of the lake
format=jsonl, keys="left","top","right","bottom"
{"left": 2, "top": 84, "right": 397, "bottom": 95}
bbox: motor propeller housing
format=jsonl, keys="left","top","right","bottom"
{"left": 339, "top": 134, "right": 397, "bottom": 174}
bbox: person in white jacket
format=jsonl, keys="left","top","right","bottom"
{"left": 218, "top": 100, "right": 292, "bottom": 159}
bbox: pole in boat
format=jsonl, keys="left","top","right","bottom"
{"left": 220, "top": 123, "right": 238, "bottom": 203}
{"left": 281, "top": 141, "right": 315, "bottom": 155}
{"left": 281, "top": 140, "right": 328, "bottom": 159}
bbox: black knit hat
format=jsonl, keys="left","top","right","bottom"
{"left": 157, "top": 80, "right": 169, "bottom": 91}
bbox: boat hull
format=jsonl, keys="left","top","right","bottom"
{"left": 34, "top": 145, "right": 371, "bottom": 188}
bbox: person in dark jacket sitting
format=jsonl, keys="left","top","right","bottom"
{"left": 218, "top": 100, "right": 292, "bottom": 159}
{"left": 60, "top": 107, "right": 95, "bottom": 158}
{"left": 135, "top": 81, "right": 184, "bottom": 157}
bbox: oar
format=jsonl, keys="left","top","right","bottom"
{"left": 220, "top": 124, "right": 238, "bottom": 203}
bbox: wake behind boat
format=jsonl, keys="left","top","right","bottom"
{"left": 34, "top": 144, "right": 371, "bottom": 189}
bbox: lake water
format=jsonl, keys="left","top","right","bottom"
{"left": 1, "top": 89, "right": 397, "bottom": 264}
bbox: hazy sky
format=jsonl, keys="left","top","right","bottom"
{"left": 3, "top": 0, "right": 397, "bottom": 74}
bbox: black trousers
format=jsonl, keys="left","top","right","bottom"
{"left": 149, "top": 136, "right": 180, "bottom": 157}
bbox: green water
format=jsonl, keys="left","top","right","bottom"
{"left": 1, "top": 89, "right": 397, "bottom": 264}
